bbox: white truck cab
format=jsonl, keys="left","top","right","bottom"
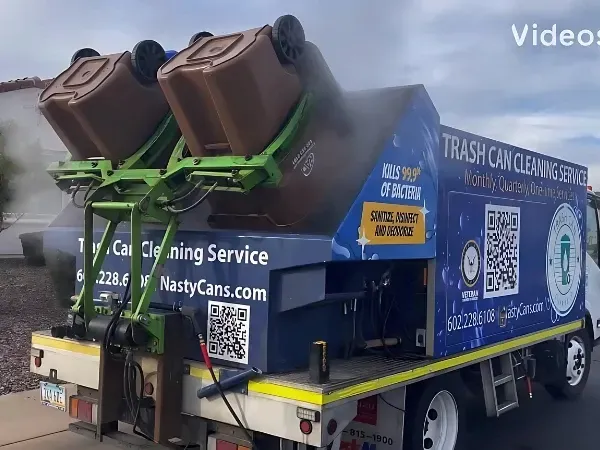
{"left": 585, "top": 188, "right": 600, "bottom": 346}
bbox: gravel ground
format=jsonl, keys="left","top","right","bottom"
{"left": 0, "top": 258, "right": 66, "bottom": 395}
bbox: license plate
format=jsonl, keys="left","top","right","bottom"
{"left": 40, "top": 381, "right": 66, "bottom": 411}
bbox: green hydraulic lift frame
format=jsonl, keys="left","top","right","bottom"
{"left": 47, "top": 94, "right": 311, "bottom": 354}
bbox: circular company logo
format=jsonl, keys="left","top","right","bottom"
{"left": 546, "top": 203, "right": 582, "bottom": 317}
{"left": 461, "top": 240, "right": 481, "bottom": 287}
{"left": 302, "top": 152, "right": 315, "bottom": 177}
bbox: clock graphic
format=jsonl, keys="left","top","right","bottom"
{"left": 461, "top": 240, "right": 481, "bottom": 287}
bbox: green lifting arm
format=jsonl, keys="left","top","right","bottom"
{"left": 47, "top": 94, "right": 312, "bottom": 354}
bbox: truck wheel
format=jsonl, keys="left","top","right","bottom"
{"left": 545, "top": 329, "right": 591, "bottom": 400}
{"left": 403, "top": 374, "right": 467, "bottom": 450}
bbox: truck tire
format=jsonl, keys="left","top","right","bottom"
{"left": 403, "top": 373, "right": 468, "bottom": 450}
{"left": 545, "top": 328, "right": 591, "bottom": 400}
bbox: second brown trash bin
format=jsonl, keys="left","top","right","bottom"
{"left": 157, "top": 24, "right": 302, "bottom": 158}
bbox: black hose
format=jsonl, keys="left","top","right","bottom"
{"left": 204, "top": 362, "right": 258, "bottom": 450}
{"left": 102, "top": 277, "right": 132, "bottom": 352}
{"left": 130, "top": 359, "right": 152, "bottom": 441}
{"left": 122, "top": 350, "right": 153, "bottom": 442}
{"left": 162, "top": 179, "right": 204, "bottom": 206}
{"left": 123, "top": 352, "right": 136, "bottom": 420}
{"left": 166, "top": 182, "right": 217, "bottom": 214}
{"left": 71, "top": 180, "right": 96, "bottom": 209}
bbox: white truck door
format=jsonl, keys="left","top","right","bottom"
{"left": 585, "top": 194, "right": 600, "bottom": 342}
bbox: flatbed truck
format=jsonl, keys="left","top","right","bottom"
{"left": 27, "top": 15, "right": 600, "bottom": 450}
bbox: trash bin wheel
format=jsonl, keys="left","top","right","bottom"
{"left": 272, "top": 14, "right": 305, "bottom": 65}
{"left": 189, "top": 31, "right": 214, "bottom": 46}
{"left": 131, "top": 39, "right": 166, "bottom": 84}
{"left": 71, "top": 48, "right": 100, "bottom": 64}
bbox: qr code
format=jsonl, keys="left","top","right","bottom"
{"left": 483, "top": 204, "right": 520, "bottom": 299}
{"left": 207, "top": 300, "right": 250, "bottom": 364}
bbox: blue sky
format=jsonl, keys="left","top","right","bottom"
{"left": 1, "top": 0, "right": 599, "bottom": 185}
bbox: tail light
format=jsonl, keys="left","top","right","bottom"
{"left": 31, "top": 348, "right": 44, "bottom": 368}
{"left": 69, "top": 397, "right": 98, "bottom": 424}
{"left": 299, "top": 419, "right": 313, "bottom": 435}
{"left": 296, "top": 407, "right": 320, "bottom": 422}
{"left": 144, "top": 382, "right": 154, "bottom": 395}
{"left": 327, "top": 419, "right": 338, "bottom": 435}
{"left": 215, "top": 438, "right": 250, "bottom": 450}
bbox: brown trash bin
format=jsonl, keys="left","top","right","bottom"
{"left": 39, "top": 50, "right": 169, "bottom": 162}
{"left": 157, "top": 25, "right": 302, "bottom": 158}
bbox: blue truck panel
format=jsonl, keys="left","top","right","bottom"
{"left": 433, "top": 126, "right": 588, "bottom": 356}
{"left": 43, "top": 228, "right": 339, "bottom": 372}
{"left": 333, "top": 86, "right": 439, "bottom": 261}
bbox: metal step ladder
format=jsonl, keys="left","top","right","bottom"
{"left": 480, "top": 353, "right": 519, "bottom": 417}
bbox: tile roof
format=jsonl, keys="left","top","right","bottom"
{"left": 0, "top": 77, "right": 53, "bottom": 94}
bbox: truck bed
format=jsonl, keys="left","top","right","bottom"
{"left": 212, "top": 319, "right": 583, "bottom": 405}
{"left": 266, "top": 354, "right": 430, "bottom": 393}
{"left": 31, "top": 320, "right": 581, "bottom": 407}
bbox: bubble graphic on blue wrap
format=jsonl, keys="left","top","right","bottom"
{"left": 331, "top": 238, "right": 351, "bottom": 259}
{"left": 393, "top": 134, "right": 401, "bottom": 147}
{"left": 442, "top": 266, "right": 449, "bottom": 285}
{"left": 426, "top": 230, "right": 436, "bottom": 240}
{"left": 471, "top": 300, "right": 484, "bottom": 349}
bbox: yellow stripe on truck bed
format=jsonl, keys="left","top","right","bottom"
{"left": 247, "top": 320, "right": 582, "bottom": 405}
{"left": 32, "top": 333, "right": 100, "bottom": 356}
{"left": 31, "top": 320, "right": 582, "bottom": 406}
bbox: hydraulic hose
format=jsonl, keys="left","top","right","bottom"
{"left": 197, "top": 333, "right": 258, "bottom": 450}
